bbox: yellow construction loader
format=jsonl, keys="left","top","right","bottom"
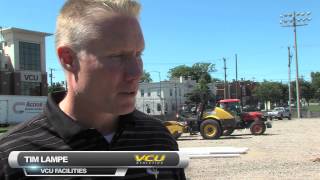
{"left": 163, "top": 103, "right": 236, "bottom": 140}
{"left": 164, "top": 99, "right": 271, "bottom": 140}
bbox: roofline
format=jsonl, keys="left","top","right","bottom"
{"left": 1, "top": 27, "right": 52, "bottom": 37}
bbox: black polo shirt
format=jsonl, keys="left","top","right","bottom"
{"left": 0, "top": 92, "right": 186, "bottom": 180}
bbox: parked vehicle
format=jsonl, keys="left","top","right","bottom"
{"left": 164, "top": 99, "right": 272, "bottom": 140}
{"left": 0, "top": 95, "right": 47, "bottom": 126}
{"left": 267, "top": 107, "right": 291, "bottom": 120}
{"left": 217, "top": 99, "right": 272, "bottom": 136}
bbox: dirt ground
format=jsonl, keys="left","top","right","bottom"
{"left": 178, "top": 118, "right": 320, "bottom": 180}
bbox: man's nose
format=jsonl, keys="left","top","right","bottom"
{"left": 125, "top": 57, "right": 143, "bottom": 82}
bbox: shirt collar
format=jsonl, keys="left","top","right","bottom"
{"left": 45, "top": 91, "right": 136, "bottom": 141}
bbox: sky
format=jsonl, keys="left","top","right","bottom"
{"left": 1, "top": 0, "right": 319, "bottom": 84}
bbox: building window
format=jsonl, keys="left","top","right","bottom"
{"left": 170, "top": 89, "right": 173, "bottom": 96}
{"left": 140, "top": 89, "right": 144, "bottom": 97}
{"left": 157, "top": 103, "right": 162, "bottom": 112}
{"left": 145, "top": 104, "right": 151, "bottom": 114}
{"left": 147, "top": 90, "right": 151, "bottom": 97}
{"left": 172, "top": 103, "right": 175, "bottom": 111}
{"left": 19, "top": 42, "right": 41, "bottom": 71}
{"left": 165, "top": 103, "right": 168, "bottom": 114}
{"left": 157, "top": 89, "right": 161, "bottom": 97}
{"left": 20, "top": 82, "right": 41, "bottom": 96}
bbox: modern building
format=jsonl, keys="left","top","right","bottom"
{"left": 136, "top": 77, "right": 217, "bottom": 117}
{"left": 0, "top": 27, "right": 51, "bottom": 96}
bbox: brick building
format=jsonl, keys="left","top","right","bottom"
{"left": 215, "top": 80, "right": 258, "bottom": 105}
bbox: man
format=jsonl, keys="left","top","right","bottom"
{"left": 0, "top": 0, "right": 186, "bottom": 179}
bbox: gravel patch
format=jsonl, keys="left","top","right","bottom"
{"left": 179, "top": 118, "right": 320, "bottom": 180}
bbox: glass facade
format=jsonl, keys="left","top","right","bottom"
{"left": 20, "top": 82, "right": 41, "bottom": 96}
{"left": 19, "top": 41, "right": 41, "bottom": 71}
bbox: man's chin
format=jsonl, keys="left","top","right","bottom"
{"left": 116, "top": 101, "right": 136, "bottom": 115}
{"left": 118, "top": 105, "right": 135, "bottom": 115}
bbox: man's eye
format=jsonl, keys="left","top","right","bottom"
{"left": 136, "top": 52, "right": 143, "bottom": 58}
{"left": 108, "top": 52, "right": 143, "bottom": 60}
{"left": 110, "top": 54, "right": 125, "bottom": 59}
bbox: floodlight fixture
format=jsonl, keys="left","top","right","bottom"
{"left": 279, "top": 11, "right": 312, "bottom": 119}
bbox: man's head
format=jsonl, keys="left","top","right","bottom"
{"left": 56, "top": 0, "right": 141, "bottom": 51}
{"left": 56, "top": 0, "right": 144, "bottom": 116}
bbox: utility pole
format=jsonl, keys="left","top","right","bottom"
{"left": 223, "top": 58, "right": 227, "bottom": 99}
{"left": 280, "top": 11, "right": 312, "bottom": 119}
{"left": 288, "top": 47, "right": 292, "bottom": 114}
{"left": 228, "top": 83, "right": 231, "bottom": 99}
{"left": 49, "top": 68, "right": 55, "bottom": 86}
{"left": 240, "top": 78, "right": 243, "bottom": 107}
{"left": 235, "top": 54, "right": 238, "bottom": 99}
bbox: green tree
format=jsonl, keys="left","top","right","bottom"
{"left": 311, "top": 72, "right": 320, "bottom": 88}
{"left": 168, "top": 65, "right": 193, "bottom": 80}
{"left": 280, "top": 83, "right": 289, "bottom": 103}
{"left": 169, "top": 63, "right": 216, "bottom": 106}
{"left": 301, "top": 80, "right": 315, "bottom": 106}
{"left": 253, "top": 81, "right": 283, "bottom": 108}
{"left": 185, "top": 85, "right": 215, "bottom": 105}
{"left": 140, "top": 70, "right": 152, "bottom": 83}
{"left": 212, "top": 78, "right": 223, "bottom": 83}
{"left": 185, "top": 74, "right": 215, "bottom": 106}
{"left": 311, "top": 72, "right": 320, "bottom": 100}
{"left": 168, "top": 62, "right": 216, "bottom": 83}
{"left": 291, "top": 79, "right": 315, "bottom": 106}
{"left": 190, "top": 63, "right": 215, "bottom": 83}
{"left": 48, "top": 82, "right": 66, "bottom": 94}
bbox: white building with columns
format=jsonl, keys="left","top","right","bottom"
{"left": 135, "top": 76, "right": 217, "bottom": 116}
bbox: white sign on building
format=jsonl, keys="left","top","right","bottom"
{"left": 20, "top": 71, "right": 42, "bottom": 82}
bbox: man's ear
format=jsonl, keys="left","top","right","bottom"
{"left": 57, "top": 46, "right": 77, "bottom": 72}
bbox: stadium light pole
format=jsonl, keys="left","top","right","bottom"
{"left": 280, "top": 11, "right": 312, "bottom": 119}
